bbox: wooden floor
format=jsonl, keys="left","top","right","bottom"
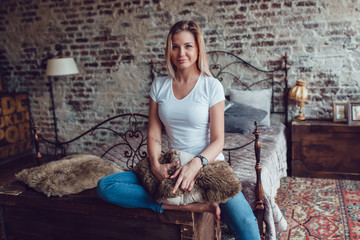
{"left": 0, "top": 155, "right": 217, "bottom": 240}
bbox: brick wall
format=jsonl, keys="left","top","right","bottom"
{"left": 0, "top": 0, "right": 359, "bottom": 152}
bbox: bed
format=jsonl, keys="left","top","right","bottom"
{"left": 0, "top": 51, "right": 289, "bottom": 240}
{"left": 206, "top": 51, "right": 290, "bottom": 239}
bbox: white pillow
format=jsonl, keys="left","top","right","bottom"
{"left": 229, "top": 88, "right": 272, "bottom": 126}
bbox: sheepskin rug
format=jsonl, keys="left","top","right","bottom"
{"left": 134, "top": 149, "right": 242, "bottom": 205}
{"left": 15, "top": 154, "right": 122, "bottom": 197}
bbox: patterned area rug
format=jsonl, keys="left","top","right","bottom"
{"left": 222, "top": 177, "right": 360, "bottom": 240}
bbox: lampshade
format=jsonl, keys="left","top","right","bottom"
{"left": 45, "top": 57, "right": 79, "bottom": 76}
{"left": 289, "top": 80, "right": 308, "bottom": 120}
{"left": 289, "top": 80, "right": 308, "bottom": 102}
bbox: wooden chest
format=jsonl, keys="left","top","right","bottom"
{"left": 291, "top": 120, "right": 360, "bottom": 180}
{"left": 0, "top": 155, "right": 217, "bottom": 240}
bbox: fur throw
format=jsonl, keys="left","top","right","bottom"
{"left": 133, "top": 149, "right": 242, "bottom": 204}
{"left": 16, "top": 154, "right": 122, "bottom": 197}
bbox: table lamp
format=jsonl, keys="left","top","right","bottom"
{"left": 289, "top": 80, "right": 308, "bottom": 120}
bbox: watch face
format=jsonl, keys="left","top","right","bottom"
{"left": 196, "top": 155, "right": 208, "bottom": 166}
{"left": 201, "top": 156, "right": 208, "bottom": 166}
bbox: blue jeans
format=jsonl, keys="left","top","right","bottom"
{"left": 97, "top": 171, "right": 260, "bottom": 240}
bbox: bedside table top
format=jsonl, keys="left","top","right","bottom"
{"left": 292, "top": 119, "right": 360, "bottom": 134}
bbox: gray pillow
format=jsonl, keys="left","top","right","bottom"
{"left": 229, "top": 88, "right": 272, "bottom": 126}
{"left": 225, "top": 102, "right": 267, "bottom": 134}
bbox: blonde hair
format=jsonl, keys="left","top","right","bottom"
{"left": 165, "top": 20, "right": 212, "bottom": 78}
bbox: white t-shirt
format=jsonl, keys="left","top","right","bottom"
{"left": 150, "top": 74, "right": 225, "bottom": 160}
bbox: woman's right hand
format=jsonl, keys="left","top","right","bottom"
{"left": 151, "top": 161, "right": 180, "bottom": 181}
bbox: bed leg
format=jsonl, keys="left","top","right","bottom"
{"left": 253, "top": 122, "right": 265, "bottom": 239}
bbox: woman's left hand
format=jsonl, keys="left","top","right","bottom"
{"left": 171, "top": 157, "right": 202, "bottom": 193}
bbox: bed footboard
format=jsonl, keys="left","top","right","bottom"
{"left": 33, "top": 113, "right": 149, "bottom": 168}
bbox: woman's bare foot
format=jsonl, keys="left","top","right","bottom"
{"left": 163, "top": 202, "right": 221, "bottom": 220}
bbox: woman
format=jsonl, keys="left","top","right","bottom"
{"left": 97, "top": 20, "right": 260, "bottom": 240}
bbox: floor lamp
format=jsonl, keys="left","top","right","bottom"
{"left": 45, "top": 57, "right": 79, "bottom": 145}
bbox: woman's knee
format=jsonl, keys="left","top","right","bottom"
{"left": 97, "top": 172, "right": 123, "bottom": 199}
{"left": 97, "top": 171, "right": 138, "bottom": 200}
{"left": 97, "top": 173, "right": 114, "bottom": 190}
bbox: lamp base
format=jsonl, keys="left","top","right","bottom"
{"left": 295, "top": 102, "right": 306, "bottom": 121}
{"left": 295, "top": 114, "right": 306, "bottom": 121}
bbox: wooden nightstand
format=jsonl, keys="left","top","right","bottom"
{"left": 291, "top": 119, "right": 360, "bottom": 180}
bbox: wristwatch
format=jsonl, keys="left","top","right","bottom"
{"left": 196, "top": 154, "right": 208, "bottom": 167}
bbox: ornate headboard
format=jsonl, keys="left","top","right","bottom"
{"left": 206, "top": 50, "right": 290, "bottom": 125}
